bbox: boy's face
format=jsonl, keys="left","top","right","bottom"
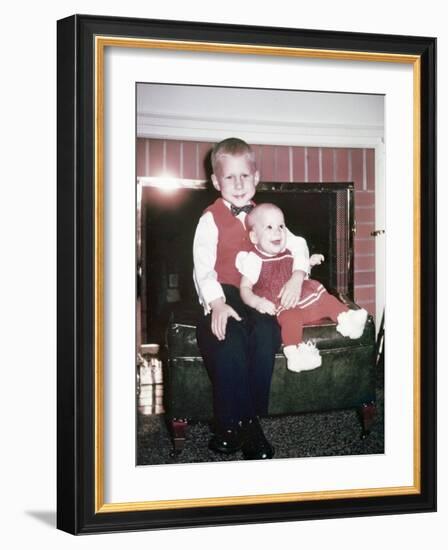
{"left": 211, "top": 154, "right": 259, "bottom": 207}
{"left": 249, "top": 207, "right": 287, "bottom": 256}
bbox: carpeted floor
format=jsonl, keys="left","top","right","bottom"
{"left": 137, "top": 382, "right": 384, "bottom": 465}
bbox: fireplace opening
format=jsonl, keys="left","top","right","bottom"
{"left": 139, "top": 182, "right": 354, "bottom": 347}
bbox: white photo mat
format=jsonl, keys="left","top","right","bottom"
{"left": 103, "top": 45, "right": 414, "bottom": 504}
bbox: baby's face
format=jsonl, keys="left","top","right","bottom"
{"left": 212, "top": 154, "right": 259, "bottom": 207}
{"left": 250, "top": 208, "right": 287, "bottom": 255}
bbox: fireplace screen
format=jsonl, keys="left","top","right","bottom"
{"left": 139, "top": 182, "right": 354, "bottom": 344}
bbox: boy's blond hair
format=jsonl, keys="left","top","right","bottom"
{"left": 211, "top": 137, "right": 256, "bottom": 173}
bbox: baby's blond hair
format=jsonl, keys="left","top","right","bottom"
{"left": 246, "top": 203, "right": 283, "bottom": 231}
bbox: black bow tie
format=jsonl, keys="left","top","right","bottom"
{"left": 230, "top": 204, "right": 254, "bottom": 216}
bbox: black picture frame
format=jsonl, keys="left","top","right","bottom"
{"left": 57, "top": 14, "right": 436, "bottom": 534}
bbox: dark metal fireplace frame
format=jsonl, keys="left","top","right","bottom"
{"left": 140, "top": 180, "right": 355, "bottom": 345}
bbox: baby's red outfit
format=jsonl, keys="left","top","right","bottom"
{"left": 239, "top": 247, "right": 349, "bottom": 346}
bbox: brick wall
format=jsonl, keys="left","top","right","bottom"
{"left": 137, "top": 138, "right": 376, "bottom": 316}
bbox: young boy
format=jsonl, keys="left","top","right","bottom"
{"left": 237, "top": 203, "right": 368, "bottom": 372}
{"left": 193, "top": 138, "right": 309, "bottom": 460}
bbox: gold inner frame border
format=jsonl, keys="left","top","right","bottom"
{"left": 94, "top": 35, "right": 421, "bottom": 513}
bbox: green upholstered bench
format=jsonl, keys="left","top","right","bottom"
{"left": 163, "top": 295, "right": 376, "bottom": 454}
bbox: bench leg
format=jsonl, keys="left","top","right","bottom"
{"left": 169, "top": 418, "right": 188, "bottom": 456}
{"left": 359, "top": 402, "right": 376, "bottom": 439}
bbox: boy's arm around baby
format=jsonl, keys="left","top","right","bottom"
{"left": 236, "top": 251, "right": 276, "bottom": 315}
{"left": 240, "top": 276, "right": 277, "bottom": 315}
{"left": 279, "top": 230, "right": 310, "bottom": 309}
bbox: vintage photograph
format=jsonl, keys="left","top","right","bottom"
{"left": 56, "top": 14, "right": 436, "bottom": 534}
{"left": 135, "top": 83, "right": 385, "bottom": 465}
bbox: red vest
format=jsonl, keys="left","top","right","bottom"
{"left": 205, "top": 198, "right": 252, "bottom": 287}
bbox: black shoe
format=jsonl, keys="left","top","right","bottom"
{"left": 209, "top": 425, "right": 244, "bottom": 454}
{"left": 241, "top": 418, "right": 275, "bottom": 460}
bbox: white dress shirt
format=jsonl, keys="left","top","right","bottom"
{"left": 193, "top": 201, "right": 310, "bottom": 313}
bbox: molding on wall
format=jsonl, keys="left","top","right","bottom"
{"left": 137, "top": 113, "right": 384, "bottom": 148}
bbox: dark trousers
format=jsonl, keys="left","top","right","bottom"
{"left": 197, "top": 285, "right": 281, "bottom": 428}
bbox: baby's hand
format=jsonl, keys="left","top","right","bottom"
{"left": 310, "top": 253, "right": 325, "bottom": 267}
{"left": 255, "top": 297, "right": 277, "bottom": 315}
{"left": 278, "top": 271, "right": 304, "bottom": 309}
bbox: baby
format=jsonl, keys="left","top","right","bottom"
{"left": 237, "top": 203, "right": 368, "bottom": 372}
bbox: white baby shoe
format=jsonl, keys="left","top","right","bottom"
{"left": 336, "top": 308, "right": 368, "bottom": 339}
{"left": 284, "top": 341, "right": 322, "bottom": 373}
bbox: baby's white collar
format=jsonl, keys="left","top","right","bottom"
{"left": 254, "top": 244, "right": 286, "bottom": 257}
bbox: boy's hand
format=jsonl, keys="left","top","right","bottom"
{"left": 310, "top": 253, "right": 325, "bottom": 267}
{"left": 255, "top": 297, "right": 277, "bottom": 316}
{"left": 210, "top": 298, "right": 242, "bottom": 341}
{"left": 278, "top": 270, "right": 305, "bottom": 309}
